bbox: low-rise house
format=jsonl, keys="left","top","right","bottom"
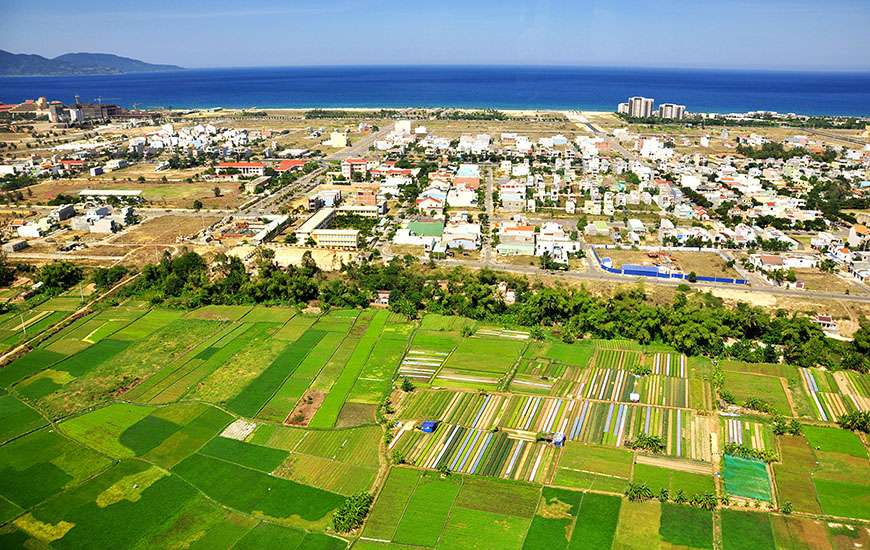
{"left": 217, "top": 161, "right": 266, "bottom": 177}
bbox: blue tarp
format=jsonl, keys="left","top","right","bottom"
{"left": 420, "top": 421, "right": 438, "bottom": 433}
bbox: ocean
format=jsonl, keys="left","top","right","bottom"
{"left": 1, "top": 65, "right": 869, "bottom": 116}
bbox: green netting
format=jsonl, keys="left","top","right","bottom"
{"left": 723, "top": 455, "right": 771, "bottom": 501}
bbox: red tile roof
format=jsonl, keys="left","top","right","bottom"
{"left": 275, "top": 159, "right": 305, "bottom": 172}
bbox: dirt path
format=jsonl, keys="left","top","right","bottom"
{"left": 635, "top": 454, "right": 713, "bottom": 475}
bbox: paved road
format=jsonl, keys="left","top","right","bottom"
{"left": 566, "top": 111, "right": 637, "bottom": 159}
{"left": 326, "top": 127, "right": 392, "bottom": 161}
{"left": 800, "top": 128, "right": 868, "bottom": 147}
{"left": 242, "top": 167, "right": 326, "bottom": 215}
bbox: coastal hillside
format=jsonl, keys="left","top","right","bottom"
{"left": 0, "top": 49, "right": 183, "bottom": 76}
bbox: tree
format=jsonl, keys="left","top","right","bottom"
{"left": 401, "top": 377, "right": 414, "bottom": 392}
{"left": 838, "top": 411, "right": 870, "bottom": 433}
{"left": 37, "top": 261, "right": 83, "bottom": 295}
{"left": 687, "top": 271, "right": 698, "bottom": 283}
{"left": 92, "top": 266, "right": 128, "bottom": 290}
{"left": 0, "top": 252, "right": 16, "bottom": 287}
{"left": 192, "top": 199, "right": 203, "bottom": 210}
{"left": 213, "top": 186, "right": 221, "bottom": 197}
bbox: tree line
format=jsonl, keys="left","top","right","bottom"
{"left": 105, "top": 250, "right": 870, "bottom": 373}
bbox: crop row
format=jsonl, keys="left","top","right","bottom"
{"left": 391, "top": 424, "right": 556, "bottom": 483}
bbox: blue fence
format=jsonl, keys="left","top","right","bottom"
{"left": 592, "top": 248, "right": 747, "bottom": 285}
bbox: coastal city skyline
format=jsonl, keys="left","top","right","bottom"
{"left": 3, "top": 0, "right": 870, "bottom": 71}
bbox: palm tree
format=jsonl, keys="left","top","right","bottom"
{"left": 699, "top": 492, "right": 718, "bottom": 511}
{"left": 673, "top": 489, "right": 687, "bottom": 504}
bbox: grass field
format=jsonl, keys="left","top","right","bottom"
{"left": 632, "top": 463, "right": 714, "bottom": 496}
{"left": 721, "top": 509, "right": 776, "bottom": 550}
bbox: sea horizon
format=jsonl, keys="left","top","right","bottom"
{"left": 2, "top": 65, "right": 870, "bottom": 116}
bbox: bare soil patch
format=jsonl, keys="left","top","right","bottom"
{"left": 284, "top": 390, "right": 325, "bottom": 426}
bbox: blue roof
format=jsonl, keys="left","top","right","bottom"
{"left": 622, "top": 264, "right": 660, "bottom": 274}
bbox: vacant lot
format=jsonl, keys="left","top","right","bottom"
{"left": 27, "top": 178, "right": 244, "bottom": 209}
{"left": 601, "top": 249, "right": 740, "bottom": 278}
{"left": 111, "top": 214, "right": 222, "bottom": 245}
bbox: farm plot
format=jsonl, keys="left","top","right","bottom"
{"left": 721, "top": 509, "right": 776, "bottom": 550}
{"left": 172, "top": 452, "right": 344, "bottom": 529}
{"left": 769, "top": 515, "right": 839, "bottom": 550}
{"left": 0, "top": 458, "right": 271, "bottom": 550}
{"left": 774, "top": 427, "right": 870, "bottom": 520}
{"left": 309, "top": 310, "right": 389, "bottom": 428}
{"left": 226, "top": 329, "right": 326, "bottom": 418}
{"left": 419, "top": 313, "right": 478, "bottom": 333}
{"left": 442, "top": 336, "right": 526, "bottom": 374}
{"left": 398, "top": 330, "right": 460, "bottom": 383}
{"left": 389, "top": 423, "right": 557, "bottom": 483}
{"left": 61, "top": 402, "right": 233, "bottom": 468}
{"left": 723, "top": 455, "right": 772, "bottom": 502}
{"left": 721, "top": 417, "right": 775, "bottom": 451}
{"left": 433, "top": 368, "right": 505, "bottom": 391}
{"left": 501, "top": 395, "right": 573, "bottom": 433}
{"left": 257, "top": 330, "right": 346, "bottom": 423}
{"left": 721, "top": 360, "right": 817, "bottom": 418}
{"left": 0, "top": 392, "right": 46, "bottom": 444}
{"left": 647, "top": 352, "right": 688, "bottom": 377}
{"left": 14, "top": 339, "right": 132, "bottom": 402}
{"left": 593, "top": 348, "right": 643, "bottom": 372}
{"left": 34, "top": 317, "right": 225, "bottom": 419}
{"left": 578, "top": 364, "right": 704, "bottom": 409}
{"left": 364, "top": 468, "right": 539, "bottom": 549}
{"left": 398, "top": 391, "right": 573, "bottom": 435}
{"left": 632, "top": 462, "right": 715, "bottom": 496}
{"left": 773, "top": 435, "right": 822, "bottom": 514}
{"left": 552, "top": 444, "right": 633, "bottom": 493}
{"left": 612, "top": 500, "right": 662, "bottom": 550}
{"left": 724, "top": 370, "right": 793, "bottom": 415}
{"left": 511, "top": 357, "right": 570, "bottom": 395}
{"left": 659, "top": 503, "right": 713, "bottom": 549}
{"left": 0, "top": 309, "right": 69, "bottom": 353}
{"left": 38, "top": 306, "right": 146, "bottom": 355}
{"left": 135, "top": 322, "right": 278, "bottom": 404}
{"left": 524, "top": 487, "right": 584, "bottom": 549}
{"left": 798, "top": 367, "right": 863, "bottom": 421}
{"left": 570, "top": 492, "right": 622, "bottom": 549}
{"left": 0, "top": 349, "right": 67, "bottom": 390}
{"left": 347, "top": 319, "right": 413, "bottom": 404}
{"left": 124, "top": 319, "right": 257, "bottom": 401}
{"left": 0, "top": 427, "right": 112, "bottom": 513}
{"left": 241, "top": 425, "right": 380, "bottom": 495}
{"left": 361, "top": 467, "right": 422, "bottom": 541}
{"left": 273, "top": 426, "right": 381, "bottom": 495}
{"left": 565, "top": 401, "right": 711, "bottom": 461}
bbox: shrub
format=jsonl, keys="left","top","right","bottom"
{"left": 626, "top": 433, "right": 665, "bottom": 454}
{"left": 625, "top": 482, "right": 654, "bottom": 502}
{"left": 723, "top": 443, "right": 778, "bottom": 463}
{"left": 332, "top": 492, "right": 374, "bottom": 533}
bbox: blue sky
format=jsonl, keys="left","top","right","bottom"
{"left": 3, "top": 0, "right": 869, "bottom": 70}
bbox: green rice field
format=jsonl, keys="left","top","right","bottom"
{"left": 0, "top": 304, "right": 867, "bottom": 549}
